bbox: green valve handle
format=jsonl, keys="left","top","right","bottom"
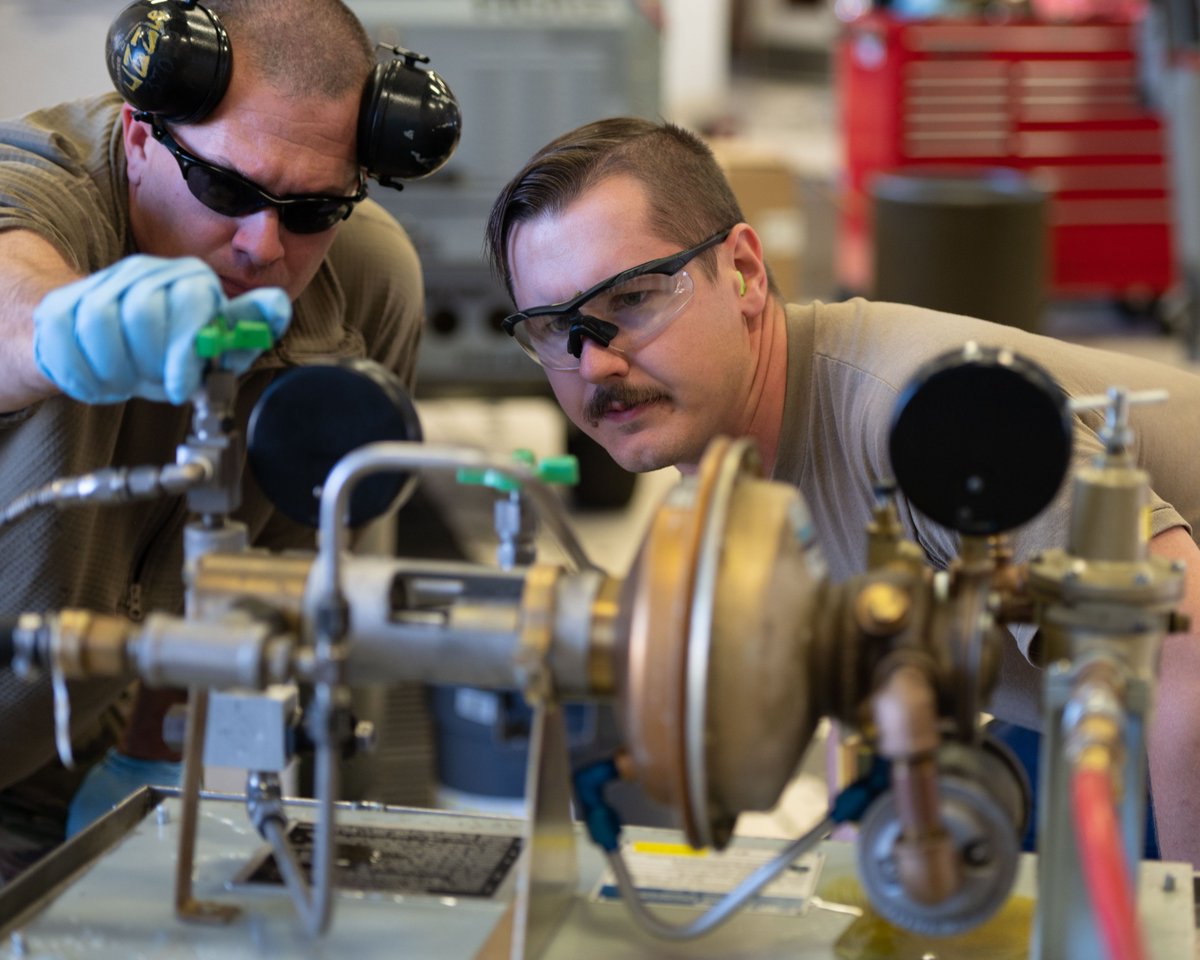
{"left": 194, "top": 318, "right": 275, "bottom": 359}
{"left": 536, "top": 455, "right": 580, "bottom": 486}
{"left": 457, "top": 449, "right": 580, "bottom": 493}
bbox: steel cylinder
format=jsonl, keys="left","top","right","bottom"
{"left": 1068, "top": 464, "right": 1150, "bottom": 561}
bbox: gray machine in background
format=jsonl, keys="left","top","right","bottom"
{"left": 347, "top": 1, "right": 662, "bottom": 394}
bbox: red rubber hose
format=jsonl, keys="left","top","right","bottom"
{"left": 1070, "top": 764, "right": 1147, "bottom": 960}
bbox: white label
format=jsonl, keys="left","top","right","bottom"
{"left": 591, "top": 841, "right": 822, "bottom": 915}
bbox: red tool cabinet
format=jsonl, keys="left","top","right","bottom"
{"left": 836, "top": 11, "right": 1175, "bottom": 304}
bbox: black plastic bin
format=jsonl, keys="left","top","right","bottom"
{"left": 871, "top": 167, "right": 1049, "bottom": 333}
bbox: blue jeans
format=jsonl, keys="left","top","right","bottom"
{"left": 987, "top": 720, "right": 1160, "bottom": 860}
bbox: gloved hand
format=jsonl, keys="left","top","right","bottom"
{"left": 65, "top": 748, "right": 183, "bottom": 838}
{"left": 33, "top": 254, "right": 291, "bottom": 405}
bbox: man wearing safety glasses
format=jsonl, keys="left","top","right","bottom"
{"left": 486, "top": 117, "right": 1200, "bottom": 870}
{"left": 0, "top": 0, "right": 451, "bottom": 883}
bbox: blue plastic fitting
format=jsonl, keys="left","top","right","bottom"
{"left": 573, "top": 757, "right": 623, "bottom": 852}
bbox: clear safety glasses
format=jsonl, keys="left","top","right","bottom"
{"left": 502, "top": 228, "right": 732, "bottom": 371}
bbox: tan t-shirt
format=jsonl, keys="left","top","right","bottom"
{"left": 0, "top": 95, "right": 425, "bottom": 791}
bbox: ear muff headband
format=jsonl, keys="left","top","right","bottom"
{"left": 106, "top": 0, "right": 231, "bottom": 125}
{"left": 106, "top": 2, "right": 462, "bottom": 188}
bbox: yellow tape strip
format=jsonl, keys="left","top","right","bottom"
{"left": 630, "top": 841, "right": 709, "bottom": 857}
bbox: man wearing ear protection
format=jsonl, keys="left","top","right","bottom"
{"left": 0, "top": 0, "right": 459, "bottom": 881}
{"left": 485, "top": 118, "right": 1200, "bottom": 868}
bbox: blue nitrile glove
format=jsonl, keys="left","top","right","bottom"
{"left": 65, "top": 748, "right": 183, "bottom": 838}
{"left": 33, "top": 254, "right": 291, "bottom": 405}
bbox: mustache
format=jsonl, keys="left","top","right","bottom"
{"left": 584, "top": 384, "right": 669, "bottom": 426}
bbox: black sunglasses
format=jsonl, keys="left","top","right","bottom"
{"left": 501, "top": 228, "right": 732, "bottom": 336}
{"left": 144, "top": 116, "right": 367, "bottom": 235}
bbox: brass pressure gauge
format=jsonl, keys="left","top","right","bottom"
{"left": 616, "top": 437, "right": 830, "bottom": 848}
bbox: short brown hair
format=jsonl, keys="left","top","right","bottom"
{"left": 206, "top": 0, "right": 375, "bottom": 100}
{"left": 485, "top": 117, "right": 747, "bottom": 301}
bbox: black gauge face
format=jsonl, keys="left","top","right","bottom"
{"left": 247, "top": 360, "right": 423, "bottom": 529}
{"left": 889, "top": 345, "right": 1072, "bottom": 536}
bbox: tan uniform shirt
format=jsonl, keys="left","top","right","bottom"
{"left": 0, "top": 96, "right": 425, "bottom": 822}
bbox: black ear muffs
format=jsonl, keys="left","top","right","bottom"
{"left": 358, "top": 47, "right": 463, "bottom": 189}
{"left": 106, "top": 3, "right": 461, "bottom": 187}
{"left": 106, "top": 0, "right": 231, "bottom": 125}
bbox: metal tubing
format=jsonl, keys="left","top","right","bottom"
{"left": 873, "top": 662, "right": 940, "bottom": 758}
{"left": 314, "top": 443, "right": 598, "bottom": 607}
{"left": 262, "top": 818, "right": 313, "bottom": 914}
{"left": 173, "top": 689, "right": 239, "bottom": 925}
{"left": 891, "top": 757, "right": 961, "bottom": 905}
{"left": 607, "top": 814, "right": 835, "bottom": 941}
{"left": 0, "top": 461, "right": 210, "bottom": 529}
{"left": 872, "top": 663, "right": 961, "bottom": 905}
{"left": 307, "top": 688, "right": 338, "bottom": 936}
{"left": 174, "top": 688, "right": 206, "bottom": 916}
{"left": 133, "top": 614, "right": 280, "bottom": 689}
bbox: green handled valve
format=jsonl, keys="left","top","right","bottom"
{"left": 194, "top": 318, "right": 275, "bottom": 360}
{"left": 456, "top": 449, "right": 580, "bottom": 493}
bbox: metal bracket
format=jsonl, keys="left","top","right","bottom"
{"left": 476, "top": 699, "right": 578, "bottom": 960}
{"left": 174, "top": 688, "right": 240, "bottom": 925}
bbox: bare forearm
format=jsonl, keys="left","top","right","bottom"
{"left": 0, "top": 228, "right": 81, "bottom": 412}
{"left": 1146, "top": 526, "right": 1200, "bottom": 867}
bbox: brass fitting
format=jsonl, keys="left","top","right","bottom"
{"left": 54, "top": 610, "right": 135, "bottom": 678}
{"left": 1063, "top": 659, "right": 1127, "bottom": 789}
{"left": 516, "top": 564, "right": 561, "bottom": 705}
{"left": 586, "top": 575, "right": 621, "bottom": 697}
{"left": 855, "top": 582, "right": 912, "bottom": 637}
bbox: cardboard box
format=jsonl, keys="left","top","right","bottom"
{"left": 706, "top": 138, "right": 805, "bottom": 302}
